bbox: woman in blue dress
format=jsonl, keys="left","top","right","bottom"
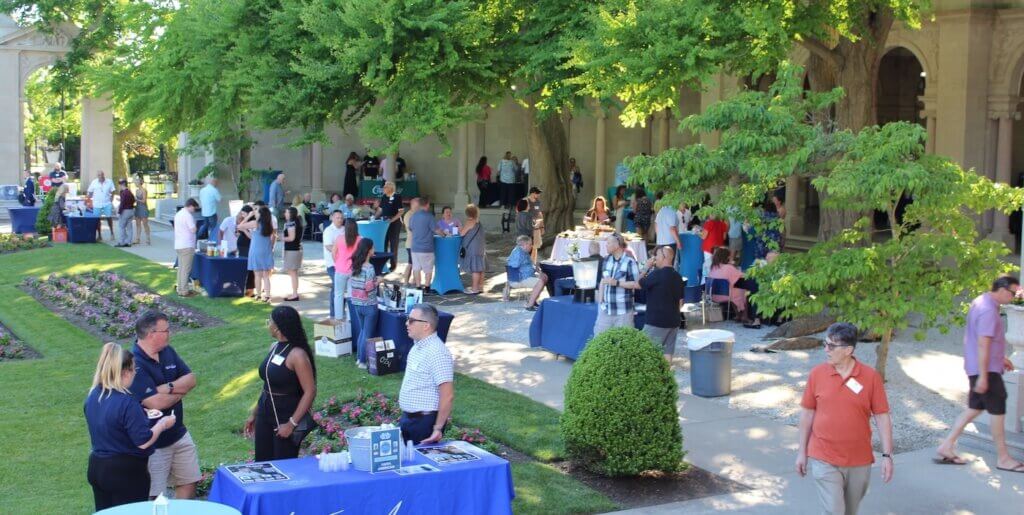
{"left": 239, "top": 206, "right": 276, "bottom": 302}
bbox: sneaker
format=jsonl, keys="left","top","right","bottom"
{"left": 357, "top": 362, "right": 367, "bottom": 369}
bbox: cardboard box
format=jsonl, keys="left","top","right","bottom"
{"left": 366, "top": 337, "right": 401, "bottom": 376}
{"left": 315, "top": 337, "right": 352, "bottom": 358}
{"left": 314, "top": 318, "right": 352, "bottom": 342}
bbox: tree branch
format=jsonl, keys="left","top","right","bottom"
{"left": 800, "top": 37, "right": 844, "bottom": 70}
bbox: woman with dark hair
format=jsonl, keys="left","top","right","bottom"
{"left": 612, "top": 185, "right": 628, "bottom": 231}
{"left": 332, "top": 219, "right": 362, "bottom": 320}
{"left": 239, "top": 206, "right": 276, "bottom": 302}
{"left": 344, "top": 152, "right": 361, "bottom": 199}
{"left": 707, "top": 246, "right": 755, "bottom": 324}
{"left": 348, "top": 239, "right": 379, "bottom": 367}
{"left": 282, "top": 207, "right": 304, "bottom": 301}
{"left": 235, "top": 205, "right": 256, "bottom": 297}
{"left": 326, "top": 192, "right": 344, "bottom": 214}
{"left": 460, "top": 204, "right": 486, "bottom": 294}
{"left": 85, "top": 343, "right": 177, "bottom": 510}
{"left": 244, "top": 306, "right": 317, "bottom": 461}
{"left": 475, "top": 156, "right": 491, "bottom": 205}
{"left": 515, "top": 198, "right": 532, "bottom": 239}
{"left": 633, "top": 188, "right": 653, "bottom": 242}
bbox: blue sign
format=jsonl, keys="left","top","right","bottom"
{"left": 370, "top": 427, "right": 402, "bottom": 473}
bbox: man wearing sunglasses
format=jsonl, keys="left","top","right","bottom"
{"left": 398, "top": 303, "right": 454, "bottom": 445}
{"left": 936, "top": 275, "right": 1024, "bottom": 473}
{"left": 796, "top": 322, "right": 892, "bottom": 515}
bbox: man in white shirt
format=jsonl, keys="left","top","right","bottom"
{"left": 321, "top": 210, "right": 345, "bottom": 319}
{"left": 87, "top": 170, "right": 116, "bottom": 240}
{"left": 174, "top": 199, "right": 200, "bottom": 297}
{"left": 218, "top": 212, "right": 240, "bottom": 256}
{"left": 399, "top": 303, "right": 454, "bottom": 445}
{"left": 654, "top": 192, "right": 682, "bottom": 255}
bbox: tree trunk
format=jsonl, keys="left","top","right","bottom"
{"left": 806, "top": 11, "right": 894, "bottom": 241}
{"left": 112, "top": 122, "right": 142, "bottom": 181}
{"left": 525, "top": 104, "right": 574, "bottom": 243}
{"left": 875, "top": 328, "right": 893, "bottom": 381}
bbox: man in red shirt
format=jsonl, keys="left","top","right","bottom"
{"left": 700, "top": 215, "right": 728, "bottom": 280}
{"left": 796, "top": 322, "right": 893, "bottom": 515}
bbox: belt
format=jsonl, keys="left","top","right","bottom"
{"left": 402, "top": 410, "right": 438, "bottom": 419}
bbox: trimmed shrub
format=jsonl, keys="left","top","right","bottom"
{"left": 35, "top": 188, "right": 56, "bottom": 235}
{"left": 561, "top": 327, "right": 684, "bottom": 476}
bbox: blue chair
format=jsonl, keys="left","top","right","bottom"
{"left": 503, "top": 265, "right": 532, "bottom": 302}
{"left": 703, "top": 278, "right": 733, "bottom": 324}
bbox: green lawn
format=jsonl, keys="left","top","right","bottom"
{"left": 0, "top": 245, "right": 616, "bottom": 514}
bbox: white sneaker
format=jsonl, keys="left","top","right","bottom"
{"left": 357, "top": 362, "right": 367, "bottom": 369}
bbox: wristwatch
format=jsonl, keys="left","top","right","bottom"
{"left": 168, "top": 382, "right": 175, "bottom": 394}
{"left": 881, "top": 453, "right": 892, "bottom": 459}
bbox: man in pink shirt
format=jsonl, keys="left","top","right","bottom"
{"left": 936, "top": 275, "right": 1024, "bottom": 472}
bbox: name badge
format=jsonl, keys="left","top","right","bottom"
{"left": 270, "top": 354, "right": 285, "bottom": 366}
{"left": 846, "top": 378, "right": 863, "bottom": 394}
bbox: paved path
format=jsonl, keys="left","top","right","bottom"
{"left": 13, "top": 221, "right": 1024, "bottom": 513}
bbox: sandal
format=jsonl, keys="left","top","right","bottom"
{"left": 996, "top": 462, "right": 1024, "bottom": 473}
{"left": 932, "top": 455, "right": 968, "bottom": 465}
{"left": 284, "top": 295, "right": 299, "bottom": 302}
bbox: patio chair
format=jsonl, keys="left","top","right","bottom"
{"left": 503, "top": 265, "right": 532, "bottom": 303}
{"left": 702, "top": 278, "right": 733, "bottom": 324}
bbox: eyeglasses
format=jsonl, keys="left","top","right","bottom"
{"left": 151, "top": 328, "right": 170, "bottom": 334}
{"left": 822, "top": 340, "right": 851, "bottom": 351}
{"left": 405, "top": 318, "right": 428, "bottom": 325}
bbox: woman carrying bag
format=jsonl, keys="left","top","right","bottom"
{"left": 244, "top": 305, "right": 317, "bottom": 461}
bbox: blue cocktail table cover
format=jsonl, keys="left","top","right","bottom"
{"left": 8, "top": 206, "right": 39, "bottom": 234}
{"left": 528, "top": 296, "right": 644, "bottom": 359}
{"left": 66, "top": 213, "right": 100, "bottom": 243}
{"left": 190, "top": 252, "right": 248, "bottom": 297}
{"left": 356, "top": 219, "right": 389, "bottom": 252}
{"left": 208, "top": 444, "right": 514, "bottom": 515}
{"left": 430, "top": 235, "right": 463, "bottom": 295}
{"left": 348, "top": 301, "right": 454, "bottom": 369}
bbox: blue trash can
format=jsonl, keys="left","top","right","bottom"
{"left": 687, "top": 329, "right": 735, "bottom": 397}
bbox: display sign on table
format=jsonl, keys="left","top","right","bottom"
{"left": 370, "top": 427, "right": 402, "bottom": 473}
{"left": 358, "top": 179, "right": 419, "bottom": 200}
{"left": 225, "top": 463, "right": 289, "bottom": 484}
{"left": 418, "top": 444, "right": 482, "bottom": 465}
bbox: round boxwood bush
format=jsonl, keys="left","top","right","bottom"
{"left": 561, "top": 327, "right": 684, "bottom": 476}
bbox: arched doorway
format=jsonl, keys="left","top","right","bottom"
{"left": 874, "top": 47, "right": 926, "bottom": 231}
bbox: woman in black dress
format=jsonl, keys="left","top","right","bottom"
{"left": 244, "top": 305, "right": 317, "bottom": 461}
{"left": 344, "top": 151, "right": 361, "bottom": 199}
{"left": 235, "top": 205, "right": 256, "bottom": 296}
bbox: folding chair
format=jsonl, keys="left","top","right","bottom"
{"left": 703, "top": 278, "right": 732, "bottom": 324}
{"left": 503, "top": 265, "right": 533, "bottom": 302}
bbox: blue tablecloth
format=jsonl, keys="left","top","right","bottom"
{"left": 378, "top": 308, "right": 454, "bottom": 370}
{"left": 8, "top": 206, "right": 39, "bottom": 234}
{"left": 208, "top": 444, "right": 514, "bottom": 515}
{"left": 431, "top": 235, "right": 463, "bottom": 295}
{"left": 529, "top": 296, "right": 644, "bottom": 359}
{"left": 190, "top": 252, "right": 249, "bottom": 297}
{"left": 357, "top": 220, "right": 389, "bottom": 252}
{"left": 678, "top": 232, "right": 703, "bottom": 284}
{"left": 370, "top": 252, "right": 394, "bottom": 275}
{"left": 538, "top": 261, "right": 573, "bottom": 297}
{"left": 66, "top": 213, "right": 100, "bottom": 243}
{"left": 97, "top": 499, "right": 240, "bottom": 515}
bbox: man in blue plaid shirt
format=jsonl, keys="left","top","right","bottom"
{"left": 594, "top": 232, "right": 641, "bottom": 334}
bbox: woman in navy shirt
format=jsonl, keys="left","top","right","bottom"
{"left": 85, "top": 343, "right": 176, "bottom": 511}
{"left": 373, "top": 181, "right": 404, "bottom": 270}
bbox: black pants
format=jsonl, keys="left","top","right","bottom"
{"left": 255, "top": 393, "right": 303, "bottom": 462}
{"left": 499, "top": 182, "right": 515, "bottom": 209}
{"left": 385, "top": 220, "right": 402, "bottom": 268}
{"left": 399, "top": 411, "right": 447, "bottom": 444}
{"left": 88, "top": 453, "right": 150, "bottom": 511}
{"left": 477, "top": 180, "right": 488, "bottom": 202}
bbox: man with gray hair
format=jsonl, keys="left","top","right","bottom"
{"left": 199, "top": 176, "right": 221, "bottom": 242}
{"left": 506, "top": 235, "right": 548, "bottom": 310}
{"left": 796, "top": 322, "right": 893, "bottom": 515}
{"left": 594, "top": 232, "right": 640, "bottom": 334}
{"left": 398, "top": 303, "right": 454, "bottom": 444}
{"left": 129, "top": 310, "right": 201, "bottom": 499}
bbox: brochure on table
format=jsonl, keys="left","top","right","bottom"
{"left": 370, "top": 427, "right": 402, "bottom": 473}
{"left": 226, "top": 462, "right": 290, "bottom": 484}
{"left": 416, "top": 443, "right": 482, "bottom": 465}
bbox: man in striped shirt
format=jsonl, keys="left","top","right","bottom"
{"left": 594, "top": 232, "right": 640, "bottom": 335}
{"left": 399, "top": 303, "right": 454, "bottom": 444}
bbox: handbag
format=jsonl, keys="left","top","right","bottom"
{"left": 459, "top": 225, "right": 480, "bottom": 259}
{"left": 264, "top": 343, "right": 315, "bottom": 446}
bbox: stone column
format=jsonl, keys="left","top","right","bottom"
{"left": 990, "top": 112, "right": 1017, "bottom": 246}
{"left": 595, "top": 112, "right": 607, "bottom": 200}
{"left": 918, "top": 95, "right": 937, "bottom": 155}
{"left": 382, "top": 152, "right": 397, "bottom": 183}
{"left": 0, "top": 52, "right": 20, "bottom": 186}
{"left": 177, "top": 133, "right": 190, "bottom": 199}
{"left": 455, "top": 124, "right": 469, "bottom": 211}
{"left": 657, "top": 109, "right": 671, "bottom": 153}
{"left": 310, "top": 142, "right": 323, "bottom": 201}
{"left": 80, "top": 95, "right": 115, "bottom": 188}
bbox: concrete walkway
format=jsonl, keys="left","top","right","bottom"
{"left": 17, "top": 221, "right": 1024, "bottom": 513}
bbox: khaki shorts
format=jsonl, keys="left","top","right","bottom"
{"left": 411, "top": 252, "right": 435, "bottom": 273}
{"left": 516, "top": 276, "right": 541, "bottom": 288}
{"left": 148, "top": 431, "right": 201, "bottom": 496}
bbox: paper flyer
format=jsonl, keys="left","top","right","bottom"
{"left": 226, "top": 462, "right": 290, "bottom": 484}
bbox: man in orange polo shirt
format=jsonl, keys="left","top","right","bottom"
{"left": 796, "top": 322, "right": 894, "bottom": 514}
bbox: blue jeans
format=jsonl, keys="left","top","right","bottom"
{"left": 326, "top": 267, "right": 336, "bottom": 318}
{"left": 352, "top": 303, "right": 378, "bottom": 364}
{"left": 203, "top": 214, "right": 218, "bottom": 242}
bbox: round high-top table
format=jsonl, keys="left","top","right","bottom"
{"left": 96, "top": 499, "right": 240, "bottom": 515}
{"left": 7, "top": 206, "right": 40, "bottom": 234}
{"left": 430, "top": 235, "right": 464, "bottom": 294}
{"left": 356, "top": 219, "right": 389, "bottom": 252}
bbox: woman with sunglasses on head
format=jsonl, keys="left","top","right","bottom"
{"left": 85, "top": 343, "right": 177, "bottom": 511}
{"left": 244, "top": 305, "right": 317, "bottom": 461}
{"left": 348, "top": 239, "right": 380, "bottom": 368}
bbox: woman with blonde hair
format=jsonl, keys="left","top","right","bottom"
{"left": 132, "top": 176, "right": 151, "bottom": 245}
{"left": 460, "top": 204, "right": 486, "bottom": 294}
{"left": 84, "top": 343, "right": 176, "bottom": 511}
{"left": 584, "top": 196, "right": 612, "bottom": 225}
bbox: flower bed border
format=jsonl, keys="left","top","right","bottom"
{"left": 20, "top": 272, "right": 222, "bottom": 343}
{"left": 0, "top": 320, "right": 40, "bottom": 361}
{"left": 0, "top": 234, "right": 50, "bottom": 255}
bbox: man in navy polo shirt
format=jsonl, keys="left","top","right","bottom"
{"left": 129, "top": 310, "right": 201, "bottom": 499}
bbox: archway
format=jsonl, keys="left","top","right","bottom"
{"left": 873, "top": 47, "right": 925, "bottom": 232}
{"left": 23, "top": 66, "right": 81, "bottom": 182}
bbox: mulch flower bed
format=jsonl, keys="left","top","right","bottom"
{"left": 0, "top": 322, "right": 39, "bottom": 361}
{"left": 21, "top": 271, "right": 220, "bottom": 341}
{"left": 0, "top": 234, "right": 49, "bottom": 255}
